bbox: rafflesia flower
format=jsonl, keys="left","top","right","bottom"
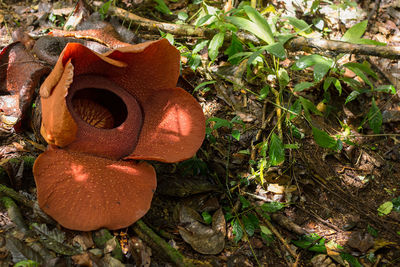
{"left": 33, "top": 39, "right": 206, "bottom": 231}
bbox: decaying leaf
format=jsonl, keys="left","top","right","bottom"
{"left": 5, "top": 236, "right": 44, "bottom": 264}
{"left": 31, "top": 223, "right": 79, "bottom": 255}
{"left": 178, "top": 206, "right": 226, "bottom": 254}
{"left": 130, "top": 236, "right": 151, "bottom": 267}
{"left": 0, "top": 42, "right": 50, "bottom": 129}
{"left": 72, "top": 232, "right": 94, "bottom": 251}
{"left": 347, "top": 231, "right": 374, "bottom": 253}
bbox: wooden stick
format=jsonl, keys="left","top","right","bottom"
{"left": 93, "top": 1, "right": 400, "bottom": 60}
{"left": 132, "top": 220, "right": 195, "bottom": 267}
{"left": 286, "top": 37, "right": 400, "bottom": 59}
{"left": 256, "top": 208, "right": 298, "bottom": 259}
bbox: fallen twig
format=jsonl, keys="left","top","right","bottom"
{"left": 286, "top": 37, "right": 400, "bottom": 59}
{"left": 0, "top": 196, "right": 28, "bottom": 233}
{"left": 93, "top": 2, "right": 400, "bottom": 60}
{"left": 132, "top": 220, "right": 195, "bottom": 267}
{"left": 255, "top": 207, "right": 298, "bottom": 259}
{"left": 0, "top": 184, "right": 53, "bottom": 224}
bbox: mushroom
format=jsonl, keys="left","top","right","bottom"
{"left": 33, "top": 39, "right": 205, "bottom": 230}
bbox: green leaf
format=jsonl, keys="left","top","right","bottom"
{"left": 99, "top": 0, "right": 112, "bottom": 19}
{"left": 299, "top": 96, "right": 323, "bottom": 121}
{"left": 286, "top": 16, "right": 312, "bottom": 34}
{"left": 232, "top": 219, "right": 244, "bottom": 243}
{"left": 154, "top": 0, "right": 172, "bottom": 15}
{"left": 341, "top": 253, "right": 363, "bottom": 267}
{"left": 312, "top": 127, "right": 338, "bottom": 150}
{"left": 340, "top": 76, "right": 362, "bottom": 90}
{"left": 224, "top": 33, "right": 244, "bottom": 64}
{"left": 341, "top": 20, "right": 368, "bottom": 43}
{"left": 377, "top": 201, "right": 393, "bottom": 216}
{"left": 227, "top": 12, "right": 274, "bottom": 44}
{"left": 239, "top": 195, "right": 251, "bottom": 209}
{"left": 258, "top": 84, "right": 270, "bottom": 100}
{"left": 277, "top": 68, "right": 290, "bottom": 90}
{"left": 178, "top": 11, "right": 188, "bottom": 21}
{"left": 269, "top": 133, "right": 284, "bottom": 165}
{"left": 193, "top": 40, "right": 209, "bottom": 54}
{"left": 311, "top": 0, "right": 320, "bottom": 13}
{"left": 294, "top": 82, "right": 314, "bottom": 92}
{"left": 231, "top": 129, "right": 241, "bottom": 141}
{"left": 265, "top": 42, "right": 286, "bottom": 59}
{"left": 208, "top": 117, "right": 233, "bottom": 130}
{"left": 292, "top": 55, "right": 332, "bottom": 82}
{"left": 196, "top": 14, "right": 213, "bottom": 27}
{"left": 368, "top": 98, "right": 382, "bottom": 134}
{"left": 344, "top": 62, "right": 378, "bottom": 79}
{"left": 344, "top": 90, "right": 361, "bottom": 104}
{"left": 228, "top": 51, "right": 252, "bottom": 62}
{"left": 188, "top": 54, "right": 201, "bottom": 71}
{"left": 15, "top": 260, "right": 40, "bottom": 267}
{"left": 243, "top": 6, "right": 275, "bottom": 44}
{"left": 313, "top": 63, "right": 331, "bottom": 82}
{"left": 208, "top": 32, "right": 224, "bottom": 61}
{"left": 248, "top": 47, "right": 266, "bottom": 66}
{"left": 367, "top": 225, "right": 378, "bottom": 237}
{"left": 392, "top": 196, "right": 400, "bottom": 212}
{"left": 259, "top": 140, "right": 268, "bottom": 157}
{"left": 375, "top": 84, "right": 396, "bottom": 94}
{"left": 260, "top": 202, "right": 285, "bottom": 213}
{"left": 194, "top": 81, "right": 216, "bottom": 92}
{"left": 289, "top": 99, "right": 302, "bottom": 120}
{"left": 242, "top": 214, "right": 257, "bottom": 236}
{"left": 292, "top": 234, "right": 327, "bottom": 253}
{"left": 324, "top": 77, "right": 342, "bottom": 95}
{"left": 260, "top": 225, "right": 272, "bottom": 236}
{"left": 355, "top": 39, "right": 386, "bottom": 46}
{"left": 201, "top": 211, "right": 212, "bottom": 224}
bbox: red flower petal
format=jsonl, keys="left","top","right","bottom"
{"left": 40, "top": 39, "right": 180, "bottom": 104}
{"left": 33, "top": 148, "right": 156, "bottom": 231}
{"left": 125, "top": 87, "right": 205, "bottom": 163}
{"left": 40, "top": 60, "right": 78, "bottom": 147}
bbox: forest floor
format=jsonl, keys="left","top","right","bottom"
{"left": 1, "top": 0, "right": 400, "bottom": 266}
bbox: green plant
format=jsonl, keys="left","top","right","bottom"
{"left": 206, "top": 116, "right": 245, "bottom": 143}
{"left": 99, "top": 0, "right": 113, "bottom": 20}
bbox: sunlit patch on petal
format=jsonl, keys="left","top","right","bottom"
{"left": 125, "top": 87, "right": 205, "bottom": 163}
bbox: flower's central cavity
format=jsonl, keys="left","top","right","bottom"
{"left": 71, "top": 88, "right": 128, "bottom": 129}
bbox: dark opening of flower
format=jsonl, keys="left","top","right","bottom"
{"left": 72, "top": 88, "right": 128, "bottom": 129}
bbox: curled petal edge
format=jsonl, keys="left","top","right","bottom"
{"left": 40, "top": 60, "right": 77, "bottom": 147}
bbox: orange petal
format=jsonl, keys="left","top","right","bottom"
{"left": 40, "top": 39, "right": 180, "bottom": 104}
{"left": 40, "top": 60, "right": 77, "bottom": 147}
{"left": 125, "top": 87, "right": 205, "bottom": 163}
{"left": 105, "top": 38, "right": 180, "bottom": 102}
{"left": 33, "top": 148, "right": 156, "bottom": 231}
